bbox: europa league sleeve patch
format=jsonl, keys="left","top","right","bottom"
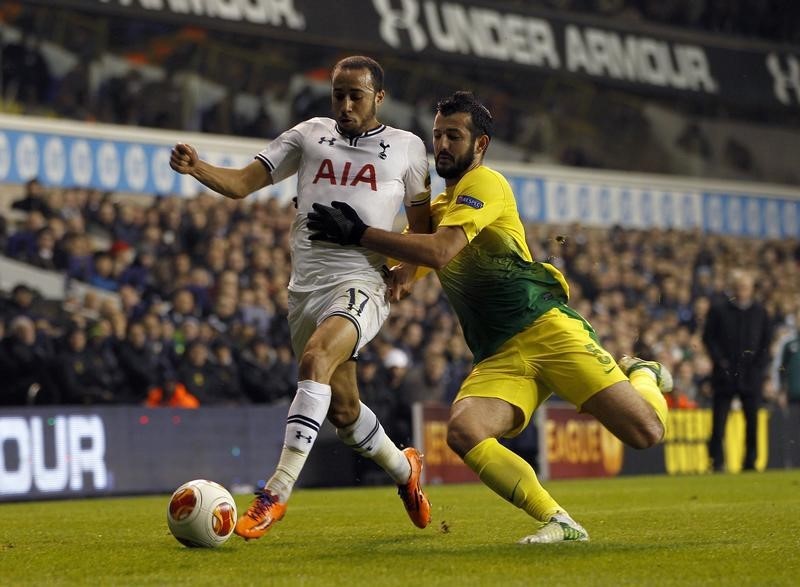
{"left": 456, "top": 195, "right": 484, "bottom": 209}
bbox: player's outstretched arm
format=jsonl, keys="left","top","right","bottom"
{"left": 308, "top": 201, "right": 467, "bottom": 270}
{"left": 362, "top": 224, "right": 466, "bottom": 270}
{"left": 170, "top": 143, "right": 273, "bottom": 199}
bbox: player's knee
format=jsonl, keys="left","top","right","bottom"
{"left": 628, "top": 419, "right": 664, "bottom": 450}
{"left": 298, "top": 347, "right": 335, "bottom": 382}
{"left": 446, "top": 421, "right": 480, "bottom": 458}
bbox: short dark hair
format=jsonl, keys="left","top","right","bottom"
{"left": 435, "top": 91, "right": 494, "bottom": 139}
{"left": 332, "top": 55, "right": 384, "bottom": 93}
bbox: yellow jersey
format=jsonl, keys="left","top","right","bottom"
{"left": 433, "top": 165, "right": 570, "bottom": 363}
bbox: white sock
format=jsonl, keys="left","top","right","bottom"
{"left": 266, "top": 380, "right": 332, "bottom": 502}
{"left": 337, "top": 401, "right": 411, "bottom": 484}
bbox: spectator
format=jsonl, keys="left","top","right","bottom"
{"left": 118, "top": 249, "right": 157, "bottom": 293}
{"left": 89, "top": 252, "right": 119, "bottom": 291}
{"left": 0, "top": 315, "right": 53, "bottom": 405}
{"left": 239, "top": 337, "right": 280, "bottom": 403}
{"left": 54, "top": 325, "right": 113, "bottom": 404}
{"left": 26, "top": 227, "right": 58, "bottom": 270}
{"left": 98, "top": 69, "right": 145, "bottom": 125}
{"left": 167, "top": 288, "right": 200, "bottom": 327}
{"left": 778, "top": 309, "right": 800, "bottom": 411}
{"left": 52, "top": 61, "right": 92, "bottom": 119}
{"left": 115, "top": 320, "right": 160, "bottom": 403}
{"left": 6, "top": 210, "right": 47, "bottom": 259}
{"left": 210, "top": 339, "right": 246, "bottom": 405}
{"left": 11, "top": 178, "right": 52, "bottom": 216}
{"left": 206, "top": 293, "right": 241, "bottom": 337}
{"left": 65, "top": 233, "right": 95, "bottom": 283}
{"left": 0, "top": 284, "right": 40, "bottom": 323}
{"left": 399, "top": 352, "right": 449, "bottom": 406}
{"left": 109, "top": 240, "right": 136, "bottom": 274}
{"left": 177, "top": 340, "right": 220, "bottom": 404}
{"left": 112, "top": 203, "right": 142, "bottom": 245}
{"left": 87, "top": 198, "right": 116, "bottom": 242}
{"left": 270, "top": 344, "right": 299, "bottom": 400}
{"left": 382, "top": 348, "right": 411, "bottom": 443}
{"left": 1, "top": 33, "right": 50, "bottom": 106}
{"left": 239, "top": 287, "right": 272, "bottom": 336}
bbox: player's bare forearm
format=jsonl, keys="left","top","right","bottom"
{"left": 170, "top": 143, "right": 267, "bottom": 199}
{"left": 190, "top": 160, "right": 271, "bottom": 200}
{"left": 361, "top": 225, "right": 467, "bottom": 270}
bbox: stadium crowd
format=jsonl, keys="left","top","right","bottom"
{"left": 2, "top": 179, "right": 798, "bottom": 446}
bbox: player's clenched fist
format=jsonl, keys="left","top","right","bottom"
{"left": 170, "top": 143, "right": 198, "bottom": 174}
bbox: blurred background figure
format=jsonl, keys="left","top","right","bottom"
{"left": 115, "top": 320, "right": 160, "bottom": 403}
{"left": 0, "top": 315, "right": 53, "bottom": 405}
{"left": 702, "top": 269, "right": 773, "bottom": 472}
{"left": 778, "top": 309, "right": 800, "bottom": 412}
{"left": 52, "top": 324, "right": 107, "bottom": 404}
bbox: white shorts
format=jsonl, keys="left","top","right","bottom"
{"left": 287, "top": 279, "right": 389, "bottom": 359}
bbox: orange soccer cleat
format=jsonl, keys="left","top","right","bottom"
{"left": 234, "top": 488, "right": 287, "bottom": 540}
{"left": 397, "top": 447, "right": 432, "bottom": 529}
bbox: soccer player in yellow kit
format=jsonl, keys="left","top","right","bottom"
{"left": 308, "top": 91, "right": 670, "bottom": 543}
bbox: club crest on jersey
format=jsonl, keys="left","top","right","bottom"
{"left": 313, "top": 158, "right": 377, "bottom": 191}
{"left": 456, "top": 195, "right": 484, "bottom": 209}
{"left": 318, "top": 137, "right": 336, "bottom": 146}
{"left": 378, "top": 140, "right": 390, "bottom": 160}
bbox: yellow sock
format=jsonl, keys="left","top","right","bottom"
{"left": 628, "top": 370, "right": 669, "bottom": 437}
{"left": 463, "top": 438, "right": 561, "bottom": 523}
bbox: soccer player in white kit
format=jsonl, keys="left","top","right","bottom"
{"left": 169, "top": 56, "right": 432, "bottom": 540}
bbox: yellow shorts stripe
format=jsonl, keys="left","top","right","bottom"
{"left": 455, "top": 306, "right": 627, "bottom": 437}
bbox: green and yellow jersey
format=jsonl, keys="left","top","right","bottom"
{"left": 433, "top": 165, "right": 569, "bottom": 363}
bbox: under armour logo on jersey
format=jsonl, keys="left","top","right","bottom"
{"left": 378, "top": 140, "right": 390, "bottom": 160}
{"left": 319, "top": 137, "right": 336, "bottom": 146}
{"left": 295, "top": 430, "right": 313, "bottom": 444}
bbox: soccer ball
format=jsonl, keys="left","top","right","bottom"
{"left": 166, "top": 479, "right": 237, "bottom": 548}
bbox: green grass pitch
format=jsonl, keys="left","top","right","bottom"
{"left": 1, "top": 470, "right": 799, "bottom": 586}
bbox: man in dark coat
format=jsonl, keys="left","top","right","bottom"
{"left": 702, "top": 269, "right": 772, "bottom": 471}
{"left": 0, "top": 315, "right": 52, "bottom": 404}
{"left": 115, "top": 320, "right": 159, "bottom": 403}
{"left": 55, "top": 326, "right": 117, "bottom": 405}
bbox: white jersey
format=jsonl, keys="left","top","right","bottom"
{"left": 256, "top": 117, "right": 430, "bottom": 292}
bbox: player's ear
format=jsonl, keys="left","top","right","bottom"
{"left": 475, "top": 134, "right": 490, "bottom": 155}
{"left": 375, "top": 89, "right": 385, "bottom": 106}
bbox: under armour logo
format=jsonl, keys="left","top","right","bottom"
{"left": 378, "top": 140, "right": 390, "bottom": 160}
{"left": 295, "top": 430, "right": 313, "bottom": 443}
{"left": 766, "top": 53, "right": 800, "bottom": 105}
{"left": 372, "top": 0, "right": 428, "bottom": 51}
{"left": 319, "top": 137, "right": 336, "bottom": 146}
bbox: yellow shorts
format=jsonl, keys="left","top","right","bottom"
{"left": 455, "top": 306, "right": 627, "bottom": 437}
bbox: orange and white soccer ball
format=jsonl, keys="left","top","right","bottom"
{"left": 166, "top": 479, "right": 237, "bottom": 548}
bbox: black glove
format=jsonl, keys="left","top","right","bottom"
{"left": 307, "top": 201, "right": 368, "bottom": 245}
